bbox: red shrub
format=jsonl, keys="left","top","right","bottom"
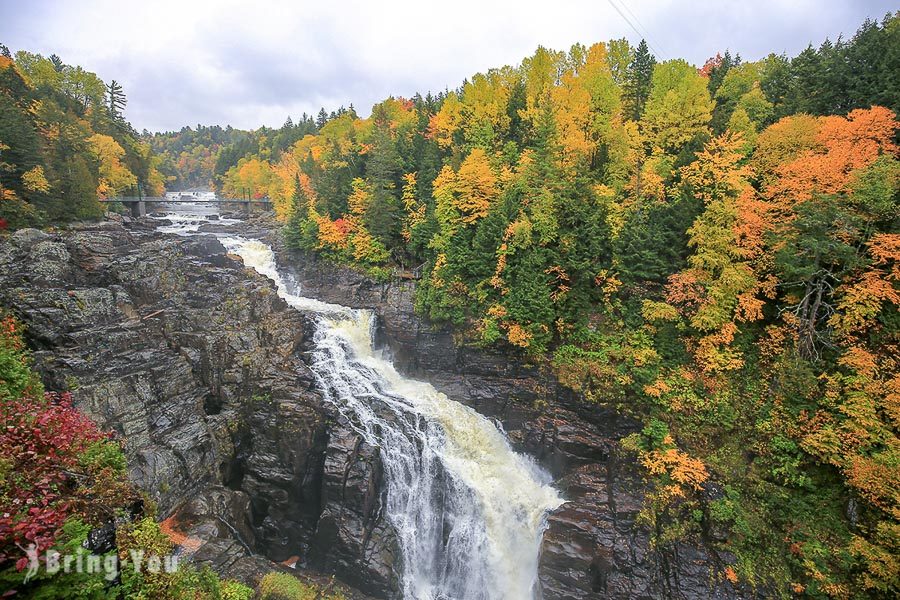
{"left": 0, "top": 392, "right": 109, "bottom": 566}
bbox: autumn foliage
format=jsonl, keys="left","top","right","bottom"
{"left": 0, "top": 317, "right": 138, "bottom": 572}
{"left": 1, "top": 392, "right": 107, "bottom": 565}
{"left": 1, "top": 51, "right": 163, "bottom": 227}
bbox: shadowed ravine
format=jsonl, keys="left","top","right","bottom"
{"left": 218, "top": 236, "right": 565, "bottom": 600}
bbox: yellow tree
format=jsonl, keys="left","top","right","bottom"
{"left": 750, "top": 114, "right": 820, "bottom": 190}
{"left": 519, "top": 46, "right": 566, "bottom": 133}
{"left": 460, "top": 70, "right": 512, "bottom": 150}
{"left": 400, "top": 173, "right": 425, "bottom": 242}
{"left": 641, "top": 60, "right": 714, "bottom": 155}
{"left": 664, "top": 132, "right": 764, "bottom": 372}
{"left": 428, "top": 92, "right": 464, "bottom": 150}
{"left": 549, "top": 43, "right": 620, "bottom": 171}
{"left": 432, "top": 148, "right": 500, "bottom": 250}
{"left": 551, "top": 68, "right": 593, "bottom": 168}
{"left": 221, "top": 157, "right": 274, "bottom": 200}
{"left": 270, "top": 151, "right": 304, "bottom": 221}
{"left": 21, "top": 166, "right": 50, "bottom": 193}
{"left": 453, "top": 147, "right": 498, "bottom": 223}
{"left": 347, "top": 177, "right": 372, "bottom": 217}
{"left": 87, "top": 134, "right": 136, "bottom": 198}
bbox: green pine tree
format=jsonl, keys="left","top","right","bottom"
{"left": 623, "top": 40, "right": 656, "bottom": 121}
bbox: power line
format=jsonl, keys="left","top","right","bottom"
{"left": 619, "top": 0, "right": 668, "bottom": 58}
{"left": 606, "top": 0, "right": 666, "bottom": 60}
{"left": 609, "top": 0, "right": 665, "bottom": 58}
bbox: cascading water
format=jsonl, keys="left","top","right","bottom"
{"left": 150, "top": 201, "right": 241, "bottom": 235}
{"left": 216, "top": 235, "right": 566, "bottom": 599}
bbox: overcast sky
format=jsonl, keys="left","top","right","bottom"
{"left": 0, "top": 0, "right": 894, "bottom": 133}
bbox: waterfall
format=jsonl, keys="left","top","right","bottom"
{"left": 218, "top": 236, "right": 565, "bottom": 600}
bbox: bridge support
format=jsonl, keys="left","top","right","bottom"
{"left": 129, "top": 200, "right": 146, "bottom": 218}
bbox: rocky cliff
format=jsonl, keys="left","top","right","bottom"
{"left": 0, "top": 222, "right": 386, "bottom": 598}
{"left": 0, "top": 218, "right": 745, "bottom": 599}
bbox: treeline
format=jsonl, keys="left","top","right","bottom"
{"left": 174, "top": 13, "right": 899, "bottom": 596}
{"left": 0, "top": 45, "right": 164, "bottom": 228}
{"left": 145, "top": 106, "right": 356, "bottom": 193}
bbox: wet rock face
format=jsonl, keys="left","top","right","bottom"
{"left": 313, "top": 415, "right": 398, "bottom": 596}
{"left": 0, "top": 224, "right": 390, "bottom": 598}
{"left": 266, "top": 243, "right": 746, "bottom": 600}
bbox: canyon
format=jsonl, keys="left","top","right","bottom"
{"left": 0, "top": 215, "right": 744, "bottom": 599}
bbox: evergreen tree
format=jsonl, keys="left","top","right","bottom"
{"left": 285, "top": 175, "right": 318, "bottom": 250}
{"left": 616, "top": 195, "right": 698, "bottom": 284}
{"left": 845, "top": 14, "right": 900, "bottom": 113}
{"left": 789, "top": 45, "right": 823, "bottom": 115}
{"left": 759, "top": 53, "right": 793, "bottom": 121}
{"left": 316, "top": 107, "right": 329, "bottom": 129}
{"left": 106, "top": 79, "right": 126, "bottom": 122}
{"left": 623, "top": 39, "right": 656, "bottom": 121}
{"left": 49, "top": 53, "right": 64, "bottom": 73}
{"left": 364, "top": 110, "right": 404, "bottom": 251}
{"left": 814, "top": 38, "right": 850, "bottom": 115}
{"left": 706, "top": 50, "right": 739, "bottom": 97}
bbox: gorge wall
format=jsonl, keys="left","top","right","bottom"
{"left": 0, "top": 218, "right": 745, "bottom": 599}
{"left": 0, "top": 221, "right": 387, "bottom": 598}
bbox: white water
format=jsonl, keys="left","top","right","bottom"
{"left": 162, "top": 212, "right": 565, "bottom": 599}
{"left": 150, "top": 201, "right": 241, "bottom": 235}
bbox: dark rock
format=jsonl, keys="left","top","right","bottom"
{"left": 86, "top": 522, "right": 117, "bottom": 554}
{"left": 311, "top": 416, "right": 398, "bottom": 596}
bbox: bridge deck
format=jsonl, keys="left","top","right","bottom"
{"left": 99, "top": 198, "right": 271, "bottom": 204}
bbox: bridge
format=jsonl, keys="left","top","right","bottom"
{"left": 99, "top": 196, "right": 273, "bottom": 218}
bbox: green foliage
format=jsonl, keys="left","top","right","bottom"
{"left": 0, "top": 315, "right": 42, "bottom": 401}
{"left": 258, "top": 572, "right": 345, "bottom": 600}
{"left": 221, "top": 580, "right": 255, "bottom": 600}
{"left": 78, "top": 439, "right": 128, "bottom": 474}
{"left": 0, "top": 519, "right": 118, "bottom": 599}
{"left": 616, "top": 195, "right": 698, "bottom": 283}
{"left": 642, "top": 59, "right": 714, "bottom": 154}
{"left": 622, "top": 418, "right": 672, "bottom": 452}
{"left": 284, "top": 176, "right": 319, "bottom": 251}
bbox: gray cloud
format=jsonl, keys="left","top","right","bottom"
{"left": 0, "top": 0, "right": 894, "bottom": 132}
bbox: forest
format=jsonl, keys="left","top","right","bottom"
{"left": 2, "top": 9, "right": 899, "bottom": 598}
{"left": 0, "top": 46, "right": 165, "bottom": 228}
{"left": 145, "top": 106, "right": 352, "bottom": 193}
{"left": 151, "top": 14, "right": 899, "bottom": 596}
